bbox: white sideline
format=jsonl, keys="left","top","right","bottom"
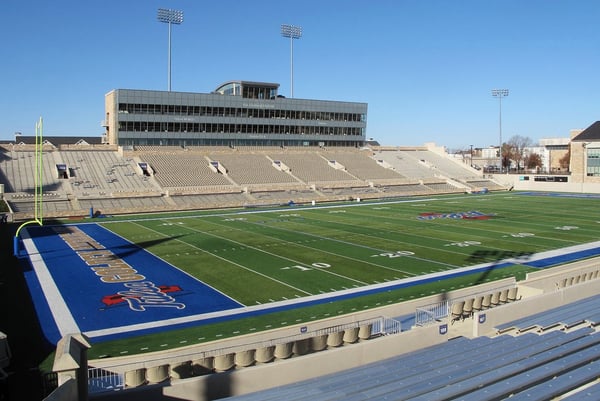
{"left": 21, "top": 229, "right": 80, "bottom": 338}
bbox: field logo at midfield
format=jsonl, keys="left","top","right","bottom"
{"left": 417, "top": 210, "right": 495, "bottom": 221}
{"left": 52, "top": 226, "right": 187, "bottom": 312}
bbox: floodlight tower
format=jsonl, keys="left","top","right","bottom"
{"left": 281, "top": 24, "right": 302, "bottom": 98}
{"left": 492, "top": 89, "right": 509, "bottom": 172}
{"left": 157, "top": 8, "right": 184, "bottom": 92}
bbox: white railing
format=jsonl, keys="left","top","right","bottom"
{"left": 88, "top": 367, "right": 124, "bottom": 393}
{"left": 372, "top": 316, "right": 402, "bottom": 335}
{"left": 415, "top": 300, "right": 449, "bottom": 326}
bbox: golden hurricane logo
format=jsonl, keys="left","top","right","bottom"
{"left": 417, "top": 210, "right": 494, "bottom": 220}
{"left": 52, "top": 226, "right": 186, "bottom": 312}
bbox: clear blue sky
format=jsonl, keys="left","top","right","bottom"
{"left": 1, "top": 0, "right": 599, "bottom": 150}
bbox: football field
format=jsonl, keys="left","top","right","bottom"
{"left": 21, "top": 192, "right": 600, "bottom": 355}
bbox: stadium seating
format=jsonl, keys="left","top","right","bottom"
{"left": 495, "top": 293, "right": 600, "bottom": 334}
{"left": 217, "top": 297, "right": 600, "bottom": 401}
{"left": 0, "top": 144, "right": 501, "bottom": 219}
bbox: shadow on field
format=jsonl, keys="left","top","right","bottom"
{"left": 466, "top": 249, "right": 534, "bottom": 285}
{"left": 110, "top": 235, "right": 186, "bottom": 259}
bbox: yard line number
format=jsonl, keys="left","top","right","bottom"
{"left": 445, "top": 241, "right": 481, "bottom": 247}
{"left": 371, "top": 251, "right": 415, "bottom": 258}
{"left": 282, "top": 262, "right": 331, "bottom": 271}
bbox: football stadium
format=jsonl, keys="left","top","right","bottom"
{"left": 1, "top": 78, "right": 600, "bottom": 401}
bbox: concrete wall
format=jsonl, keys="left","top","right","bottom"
{"left": 491, "top": 173, "right": 600, "bottom": 193}
{"left": 523, "top": 258, "right": 600, "bottom": 293}
{"left": 472, "top": 272, "right": 600, "bottom": 337}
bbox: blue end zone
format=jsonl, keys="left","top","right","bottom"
{"left": 23, "top": 223, "right": 243, "bottom": 344}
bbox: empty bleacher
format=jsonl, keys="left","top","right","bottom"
{"left": 495, "top": 293, "right": 600, "bottom": 334}
{"left": 465, "top": 178, "right": 506, "bottom": 190}
{"left": 60, "top": 150, "right": 157, "bottom": 194}
{"left": 373, "top": 149, "right": 439, "bottom": 179}
{"left": 168, "top": 192, "right": 250, "bottom": 209}
{"left": 423, "top": 181, "right": 463, "bottom": 193}
{"left": 0, "top": 148, "right": 67, "bottom": 193}
{"left": 411, "top": 149, "right": 480, "bottom": 179}
{"left": 377, "top": 183, "right": 434, "bottom": 196}
{"left": 222, "top": 298, "right": 600, "bottom": 401}
{"left": 0, "top": 144, "right": 502, "bottom": 219}
{"left": 270, "top": 152, "right": 362, "bottom": 185}
{"left": 138, "top": 152, "right": 234, "bottom": 188}
{"left": 324, "top": 150, "right": 406, "bottom": 181}
{"left": 78, "top": 196, "right": 172, "bottom": 214}
{"left": 208, "top": 153, "right": 299, "bottom": 186}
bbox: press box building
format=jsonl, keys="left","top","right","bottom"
{"left": 103, "top": 81, "right": 367, "bottom": 148}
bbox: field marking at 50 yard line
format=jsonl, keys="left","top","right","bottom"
{"left": 99, "top": 195, "right": 600, "bottom": 292}
{"left": 457, "top": 197, "right": 598, "bottom": 240}
{"left": 346, "top": 208, "right": 586, "bottom": 253}
{"left": 353, "top": 196, "right": 597, "bottom": 252}
{"left": 291, "top": 209, "right": 494, "bottom": 269}
{"left": 284, "top": 208, "right": 506, "bottom": 271}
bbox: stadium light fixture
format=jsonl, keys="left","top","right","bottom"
{"left": 281, "top": 24, "right": 302, "bottom": 98}
{"left": 491, "top": 89, "right": 509, "bottom": 172}
{"left": 158, "top": 8, "right": 184, "bottom": 92}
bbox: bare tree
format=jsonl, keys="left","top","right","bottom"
{"left": 506, "top": 135, "right": 533, "bottom": 172}
{"left": 525, "top": 152, "right": 543, "bottom": 171}
{"left": 500, "top": 143, "right": 511, "bottom": 171}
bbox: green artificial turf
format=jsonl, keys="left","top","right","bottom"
{"left": 38, "top": 191, "right": 600, "bottom": 367}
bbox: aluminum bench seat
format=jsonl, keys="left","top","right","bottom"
{"left": 451, "top": 341, "right": 600, "bottom": 401}
{"left": 495, "top": 294, "right": 600, "bottom": 332}
{"left": 221, "top": 329, "right": 597, "bottom": 401}
{"left": 508, "top": 360, "right": 600, "bottom": 401}
{"left": 309, "top": 331, "right": 591, "bottom": 401}
{"left": 584, "top": 311, "right": 600, "bottom": 326}
{"left": 407, "top": 331, "right": 600, "bottom": 401}
{"left": 355, "top": 330, "right": 590, "bottom": 400}
{"left": 561, "top": 380, "right": 600, "bottom": 400}
{"left": 533, "top": 296, "right": 600, "bottom": 330}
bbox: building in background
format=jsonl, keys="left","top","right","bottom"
{"left": 103, "top": 81, "right": 367, "bottom": 148}
{"left": 538, "top": 137, "right": 570, "bottom": 173}
{"left": 570, "top": 121, "right": 600, "bottom": 183}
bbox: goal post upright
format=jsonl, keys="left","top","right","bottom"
{"left": 14, "top": 117, "right": 44, "bottom": 256}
